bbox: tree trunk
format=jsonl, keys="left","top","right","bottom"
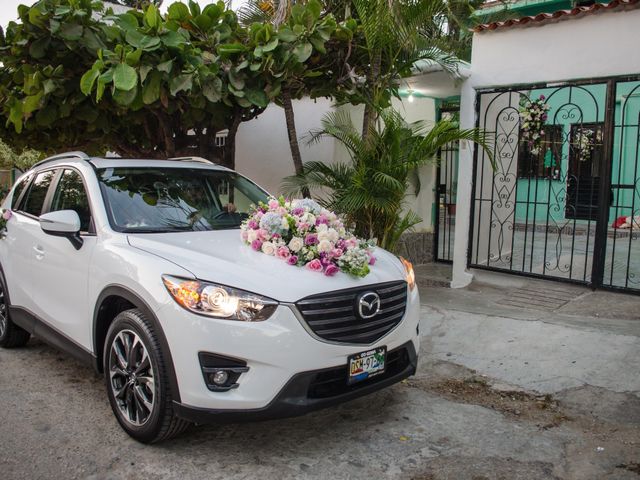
{"left": 282, "top": 88, "right": 310, "bottom": 198}
{"left": 223, "top": 110, "right": 243, "bottom": 170}
{"left": 362, "top": 51, "right": 382, "bottom": 142}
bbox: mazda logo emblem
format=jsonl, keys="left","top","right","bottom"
{"left": 357, "top": 292, "right": 381, "bottom": 319}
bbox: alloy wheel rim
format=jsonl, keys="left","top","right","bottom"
{"left": 108, "top": 329, "right": 155, "bottom": 427}
{"left": 0, "top": 285, "right": 7, "bottom": 338}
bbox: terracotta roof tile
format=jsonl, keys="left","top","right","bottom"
{"left": 473, "top": 0, "right": 640, "bottom": 32}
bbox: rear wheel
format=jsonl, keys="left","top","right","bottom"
{"left": 104, "top": 308, "right": 189, "bottom": 443}
{"left": 0, "top": 276, "right": 30, "bottom": 348}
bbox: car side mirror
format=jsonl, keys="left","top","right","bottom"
{"left": 39, "top": 210, "right": 83, "bottom": 250}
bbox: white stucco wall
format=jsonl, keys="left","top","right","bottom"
{"left": 235, "top": 95, "right": 439, "bottom": 231}
{"left": 453, "top": 8, "right": 640, "bottom": 288}
{"left": 234, "top": 97, "right": 336, "bottom": 195}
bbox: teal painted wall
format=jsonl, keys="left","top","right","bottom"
{"left": 513, "top": 81, "right": 640, "bottom": 226}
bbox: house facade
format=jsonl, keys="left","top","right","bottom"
{"left": 454, "top": 0, "right": 640, "bottom": 294}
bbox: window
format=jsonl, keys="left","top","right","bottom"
{"left": 51, "top": 170, "right": 92, "bottom": 233}
{"left": 10, "top": 175, "right": 31, "bottom": 209}
{"left": 97, "top": 168, "right": 268, "bottom": 232}
{"left": 569, "top": 123, "right": 605, "bottom": 178}
{"left": 518, "top": 124, "right": 563, "bottom": 179}
{"left": 21, "top": 170, "right": 56, "bottom": 216}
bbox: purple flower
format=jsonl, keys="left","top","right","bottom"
{"left": 2, "top": 210, "right": 12, "bottom": 221}
{"left": 305, "top": 233, "right": 318, "bottom": 246}
{"left": 336, "top": 239, "right": 346, "bottom": 250}
{"left": 292, "top": 207, "right": 304, "bottom": 216}
{"left": 315, "top": 214, "right": 329, "bottom": 226}
{"left": 287, "top": 255, "right": 298, "bottom": 265}
{"left": 324, "top": 264, "right": 340, "bottom": 276}
{"left": 247, "top": 220, "right": 258, "bottom": 229}
{"left": 251, "top": 239, "right": 263, "bottom": 251}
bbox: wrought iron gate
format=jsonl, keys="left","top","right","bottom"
{"left": 435, "top": 108, "right": 459, "bottom": 262}
{"left": 469, "top": 77, "right": 640, "bottom": 294}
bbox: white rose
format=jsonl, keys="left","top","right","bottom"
{"left": 305, "top": 250, "right": 315, "bottom": 260}
{"left": 327, "top": 228, "right": 339, "bottom": 243}
{"left": 288, "top": 237, "right": 304, "bottom": 253}
{"left": 317, "top": 230, "right": 329, "bottom": 242}
{"left": 247, "top": 230, "right": 258, "bottom": 243}
{"left": 261, "top": 241, "right": 276, "bottom": 256}
{"left": 318, "top": 239, "right": 333, "bottom": 253}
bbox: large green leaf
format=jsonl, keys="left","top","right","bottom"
{"left": 245, "top": 89, "right": 268, "bottom": 108}
{"left": 169, "top": 74, "right": 193, "bottom": 96}
{"left": 142, "top": 71, "right": 162, "bottom": 104}
{"left": 29, "top": 37, "right": 49, "bottom": 59}
{"left": 125, "top": 30, "right": 161, "bottom": 51}
{"left": 80, "top": 68, "right": 100, "bottom": 95}
{"left": 113, "top": 63, "right": 138, "bottom": 91}
{"left": 202, "top": 78, "right": 222, "bottom": 103}
{"left": 292, "top": 42, "right": 313, "bottom": 62}
{"left": 157, "top": 60, "right": 173, "bottom": 73}
{"left": 278, "top": 27, "right": 297, "bottom": 42}
{"left": 113, "top": 85, "right": 138, "bottom": 106}
{"left": 218, "top": 43, "right": 246, "bottom": 55}
{"left": 167, "top": 2, "right": 190, "bottom": 21}
{"left": 59, "top": 23, "right": 84, "bottom": 41}
{"left": 160, "top": 31, "right": 186, "bottom": 48}
{"left": 228, "top": 69, "right": 244, "bottom": 90}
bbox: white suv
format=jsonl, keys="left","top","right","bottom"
{"left": 0, "top": 152, "right": 420, "bottom": 443}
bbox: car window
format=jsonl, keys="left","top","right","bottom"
{"left": 10, "top": 175, "right": 31, "bottom": 209}
{"left": 51, "top": 169, "right": 92, "bottom": 233}
{"left": 97, "top": 167, "right": 269, "bottom": 233}
{"left": 21, "top": 170, "right": 56, "bottom": 217}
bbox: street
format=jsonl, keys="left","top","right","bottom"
{"left": 1, "top": 278, "right": 638, "bottom": 480}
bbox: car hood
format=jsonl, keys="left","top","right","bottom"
{"left": 127, "top": 230, "right": 406, "bottom": 303}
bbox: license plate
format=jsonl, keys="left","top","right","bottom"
{"left": 348, "top": 346, "right": 386, "bottom": 384}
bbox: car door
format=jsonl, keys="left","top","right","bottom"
{"left": 28, "top": 168, "right": 97, "bottom": 351}
{"left": 6, "top": 169, "right": 57, "bottom": 312}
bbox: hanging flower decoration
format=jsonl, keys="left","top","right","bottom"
{"left": 240, "top": 197, "right": 376, "bottom": 278}
{"left": 0, "top": 209, "right": 11, "bottom": 232}
{"left": 575, "top": 127, "right": 602, "bottom": 162}
{"left": 519, "top": 95, "right": 550, "bottom": 156}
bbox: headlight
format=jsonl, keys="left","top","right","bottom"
{"left": 162, "top": 275, "right": 278, "bottom": 321}
{"left": 399, "top": 256, "right": 416, "bottom": 291}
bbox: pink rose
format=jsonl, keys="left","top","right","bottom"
{"left": 247, "top": 220, "right": 258, "bottom": 229}
{"left": 305, "top": 233, "right": 318, "bottom": 246}
{"left": 368, "top": 255, "right": 376, "bottom": 266}
{"left": 268, "top": 199, "right": 279, "bottom": 210}
{"left": 241, "top": 230, "right": 249, "bottom": 242}
{"left": 276, "top": 246, "right": 291, "bottom": 259}
{"left": 306, "top": 259, "right": 323, "bottom": 272}
{"left": 324, "top": 264, "right": 339, "bottom": 276}
{"left": 251, "top": 239, "right": 263, "bottom": 251}
{"left": 2, "top": 210, "right": 12, "bottom": 221}
{"left": 331, "top": 248, "right": 343, "bottom": 258}
{"left": 256, "top": 229, "right": 269, "bottom": 241}
{"left": 287, "top": 255, "right": 298, "bottom": 265}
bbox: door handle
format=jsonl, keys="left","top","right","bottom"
{"left": 33, "top": 245, "right": 45, "bottom": 259}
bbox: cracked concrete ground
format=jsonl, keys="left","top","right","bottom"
{"left": 0, "top": 276, "right": 638, "bottom": 480}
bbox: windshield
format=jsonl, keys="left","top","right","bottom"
{"left": 97, "top": 167, "right": 269, "bottom": 233}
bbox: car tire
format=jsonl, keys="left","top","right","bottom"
{"left": 104, "top": 308, "right": 190, "bottom": 443}
{"left": 0, "top": 274, "right": 30, "bottom": 348}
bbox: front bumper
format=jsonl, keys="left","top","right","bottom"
{"left": 173, "top": 341, "right": 417, "bottom": 424}
{"left": 156, "top": 285, "right": 420, "bottom": 412}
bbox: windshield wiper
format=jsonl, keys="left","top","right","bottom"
{"left": 122, "top": 227, "right": 194, "bottom": 234}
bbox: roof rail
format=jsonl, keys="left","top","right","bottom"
{"left": 32, "top": 151, "right": 91, "bottom": 169}
{"left": 168, "top": 156, "right": 216, "bottom": 165}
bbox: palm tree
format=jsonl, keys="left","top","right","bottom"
{"left": 282, "top": 109, "right": 492, "bottom": 251}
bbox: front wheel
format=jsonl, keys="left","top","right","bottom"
{"left": 0, "top": 275, "right": 30, "bottom": 348}
{"left": 104, "top": 309, "right": 189, "bottom": 443}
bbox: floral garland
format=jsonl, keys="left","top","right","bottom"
{"left": 0, "top": 209, "right": 11, "bottom": 232}
{"left": 520, "top": 95, "right": 550, "bottom": 156}
{"left": 240, "top": 197, "right": 376, "bottom": 278}
{"left": 575, "top": 127, "right": 602, "bottom": 163}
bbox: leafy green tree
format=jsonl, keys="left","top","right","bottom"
{"left": 283, "top": 109, "right": 491, "bottom": 251}
{"left": 105, "top": 0, "right": 164, "bottom": 8}
{"left": 0, "top": 139, "right": 42, "bottom": 172}
{"left": 0, "top": 0, "right": 335, "bottom": 169}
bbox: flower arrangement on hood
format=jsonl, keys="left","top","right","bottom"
{"left": 520, "top": 95, "right": 550, "bottom": 156}
{"left": 240, "top": 197, "right": 376, "bottom": 277}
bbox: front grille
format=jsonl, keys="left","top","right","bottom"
{"left": 295, "top": 281, "right": 408, "bottom": 344}
{"left": 307, "top": 346, "right": 410, "bottom": 399}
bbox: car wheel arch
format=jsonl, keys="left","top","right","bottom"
{"left": 92, "top": 284, "right": 181, "bottom": 403}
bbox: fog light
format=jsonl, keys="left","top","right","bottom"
{"left": 210, "top": 370, "right": 229, "bottom": 386}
